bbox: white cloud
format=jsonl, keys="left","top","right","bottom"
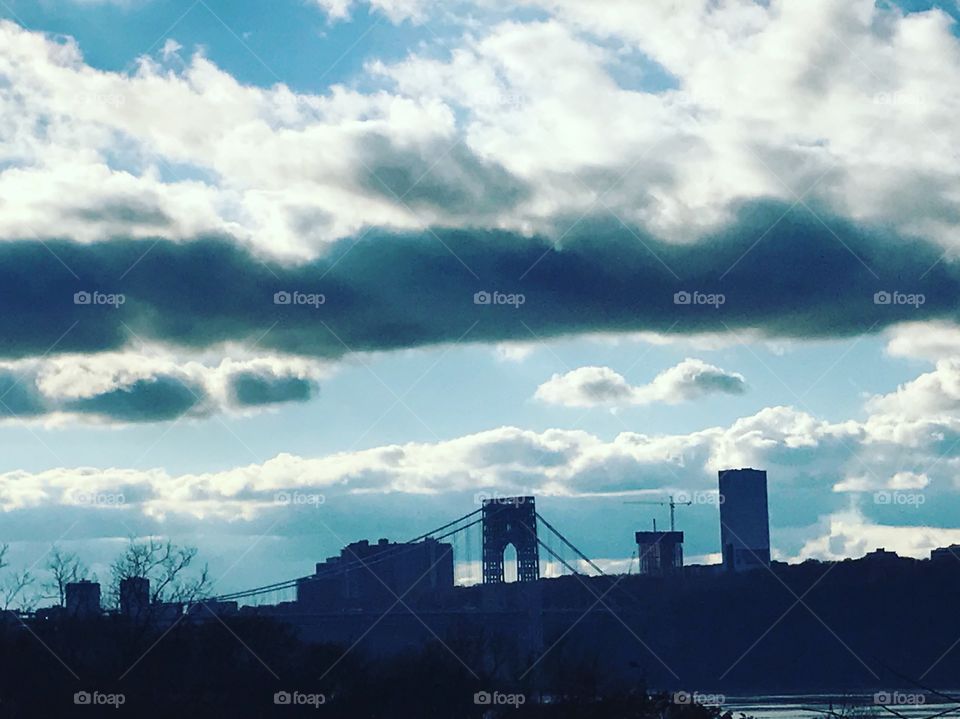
{"left": 492, "top": 342, "right": 537, "bottom": 363}
{"left": 834, "top": 470, "right": 929, "bottom": 492}
{"left": 160, "top": 38, "right": 182, "bottom": 61}
{"left": 1, "top": 1, "right": 958, "bottom": 567}
{"left": 534, "top": 359, "right": 746, "bottom": 408}
{"left": 886, "top": 321, "right": 960, "bottom": 361}
{"left": 379, "top": 1, "right": 960, "bottom": 247}
{"left": 0, "top": 349, "right": 954, "bottom": 569}
{"left": 4, "top": 0, "right": 960, "bottom": 261}
{"left": 313, "top": 0, "right": 354, "bottom": 20}
{"left": 890, "top": 470, "right": 930, "bottom": 490}
{"left": 0, "top": 352, "right": 329, "bottom": 425}
{"left": 866, "top": 359, "right": 960, "bottom": 419}
{"left": 605, "top": 331, "right": 795, "bottom": 356}
{"left": 794, "top": 508, "right": 960, "bottom": 561}
{"left": 0, "top": 375, "right": 950, "bottom": 521}
{"left": 0, "top": 22, "right": 471, "bottom": 257}
{"left": 312, "top": 0, "right": 433, "bottom": 23}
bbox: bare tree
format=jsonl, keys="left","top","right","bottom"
{"left": 109, "top": 537, "right": 210, "bottom": 607}
{"left": 0, "top": 544, "right": 39, "bottom": 611}
{"left": 43, "top": 545, "right": 92, "bottom": 606}
{"left": 1, "top": 570, "right": 37, "bottom": 611}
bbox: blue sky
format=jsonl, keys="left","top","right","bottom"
{"left": 7, "top": 0, "right": 398, "bottom": 87}
{"left": 0, "top": 333, "right": 911, "bottom": 473}
{"left": 1, "top": 0, "right": 960, "bottom": 598}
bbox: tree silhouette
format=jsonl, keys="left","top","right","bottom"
{"left": 0, "top": 543, "right": 38, "bottom": 611}
{"left": 108, "top": 536, "right": 210, "bottom": 607}
{"left": 43, "top": 545, "right": 92, "bottom": 606}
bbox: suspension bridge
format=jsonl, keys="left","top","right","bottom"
{"left": 209, "top": 497, "right": 608, "bottom": 607}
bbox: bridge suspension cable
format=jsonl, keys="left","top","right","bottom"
{"left": 210, "top": 504, "right": 603, "bottom": 603}
{"left": 535, "top": 535, "right": 581, "bottom": 577}
{"left": 536, "top": 512, "right": 606, "bottom": 576}
{"left": 405, "top": 508, "right": 481, "bottom": 543}
{"left": 210, "top": 508, "right": 484, "bottom": 602}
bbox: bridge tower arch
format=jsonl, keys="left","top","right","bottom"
{"left": 481, "top": 497, "right": 539, "bottom": 583}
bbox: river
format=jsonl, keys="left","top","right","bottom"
{"left": 723, "top": 693, "right": 960, "bottom": 718}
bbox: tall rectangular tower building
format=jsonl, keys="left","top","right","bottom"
{"left": 718, "top": 468, "right": 770, "bottom": 571}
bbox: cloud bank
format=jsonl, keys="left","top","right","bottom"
{"left": 2, "top": 2, "right": 960, "bottom": 361}
{"left": 0, "top": 354, "right": 325, "bottom": 425}
{"left": 0, "top": 204, "right": 956, "bottom": 361}
{"left": 535, "top": 359, "right": 746, "bottom": 408}
{"left": 1, "top": 363, "right": 954, "bottom": 525}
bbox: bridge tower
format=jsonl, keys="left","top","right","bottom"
{"left": 481, "top": 497, "right": 539, "bottom": 583}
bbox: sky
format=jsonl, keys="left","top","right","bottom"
{"left": 1, "top": 0, "right": 960, "bottom": 597}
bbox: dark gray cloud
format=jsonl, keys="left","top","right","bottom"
{"left": 357, "top": 134, "right": 531, "bottom": 215}
{"left": 0, "top": 199, "right": 956, "bottom": 360}
{"left": 580, "top": 375, "right": 633, "bottom": 402}
{"left": 229, "top": 371, "right": 317, "bottom": 407}
{"left": 0, "top": 366, "right": 318, "bottom": 424}
{"left": 0, "top": 369, "right": 207, "bottom": 423}
{"left": 71, "top": 200, "right": 172, "bottom": 228}
{"left": 0, "top": 371, "right": 48, "bottom": 417}
{"left": 690, "top": 370, "right": 746, "bottom": 396}
{"left": 63, "top": 376, "right": 204, "bottom": 423}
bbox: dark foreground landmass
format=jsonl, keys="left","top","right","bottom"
{"left": 3, "top": 550, "right": 957, "bottom": 716}
{"left": 0, "top": 614, "right": 738, "bottom": 718}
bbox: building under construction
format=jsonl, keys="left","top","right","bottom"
{"left": 635, "top": 530, "right": 684, "bottom": 575}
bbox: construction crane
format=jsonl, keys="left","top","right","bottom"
{"left": 623, "top": 494, "right": 692, "bottom": 532}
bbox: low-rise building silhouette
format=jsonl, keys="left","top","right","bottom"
{"left": 187, "top": 599, "right": 238, "bottom": 618}
{"left": 297, "top": 537, "right": 453, "bottom": 609}
{"left": 65, "top": 579, "right": 100, "bottom": 617}
{"left": 120, "top": 576, "right": 150, "bottom": 619}
{"left": 931, "top": 544, "right": 960, "bottom": 562}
